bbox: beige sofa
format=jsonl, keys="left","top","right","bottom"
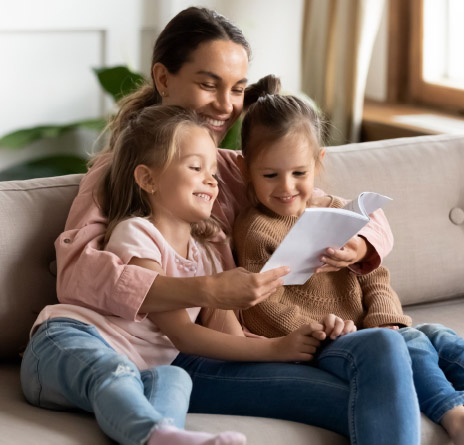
{"left": 1, "top": 133, "right": 463, "bottom": 444}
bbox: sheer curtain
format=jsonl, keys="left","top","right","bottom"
{"left": 301, "top": 0, "right": 386, "bottom": 145}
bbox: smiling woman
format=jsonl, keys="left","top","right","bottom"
{"left": 154, "top": 40, "right": 248, "bottom": 145}
{"left": 19, "top": 6, "right": 417, "bottom": 445}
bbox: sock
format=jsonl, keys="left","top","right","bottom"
{"left": 147, "top": 424, "right": 247, "bottom": 445}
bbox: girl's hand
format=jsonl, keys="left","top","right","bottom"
{"left": 208, "top": 266, "right": 290, "bottom": 310}
{"left": 271, "top": 323, "right": 326, "bottom": 362}
{"left": 315, "top": 235, "right": 372, "bottom": 273}
{"left": 322, "top": 314, "right": 357, "bottom": 339}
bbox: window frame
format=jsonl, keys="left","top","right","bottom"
{"left": 388, "top": 0, "right": 464, "bottom": 111}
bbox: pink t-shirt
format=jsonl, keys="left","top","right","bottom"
{"left": 51, "top": 148, "right": 392, "bottom": 322}
{"left": 33, "top": 217, "right": 222, "bottom": 370}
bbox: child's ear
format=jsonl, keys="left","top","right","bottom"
{"left": 236, "top": 154, "right": 249, "bottom": 181}
{"left": 316, "top": 149, "right": 326, "bottom": 174}
{"left": 134, "top": 165, "right": 155, "bottom": 194}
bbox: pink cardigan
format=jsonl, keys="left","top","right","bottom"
{"left": 55, "top": 149, "right": 393, "bottom": 321}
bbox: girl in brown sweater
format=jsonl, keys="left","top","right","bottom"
{"left": 234, "top": 75, "right": 464, "bottom": 444}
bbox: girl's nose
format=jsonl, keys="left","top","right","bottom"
{"left": 279, "top": 175, "right": 293, "bottom": 192}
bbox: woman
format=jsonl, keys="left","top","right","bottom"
{"left": 53, "top": 7, "right": 420, "bottom": 444}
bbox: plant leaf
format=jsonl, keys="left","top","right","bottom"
{"left": 220, "top": 118, "right": 242, "bottom": 150}
{"left": 0, "top": 154, "right": 88, "bottom": 181}
{"left": 0, "top": 118, "right": 106, "bottom": 149}
{"left": 93, "top": 66, "right": 146, "bottom": 102}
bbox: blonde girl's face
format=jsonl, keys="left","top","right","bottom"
{"left": 248, "top": 132, "right": 320, "bottom": 218}
{"left": 156, "top": 40, "right": 248, "bottom": 146}
{"left": 150, "top": 126, "right": 219, "bottom": 227}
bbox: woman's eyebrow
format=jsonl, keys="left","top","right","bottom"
{"left": 195, "top": 70, "right": 248, "bottom": 85}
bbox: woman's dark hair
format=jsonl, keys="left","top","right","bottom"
{"left": 93, "top": 7, "right": 251, "bottom": 160}
{"left": 241, "top": 74, "right": 326, "bottom": 164}
{"left": 151, "top": 7, "right": 251, "bottom": 101}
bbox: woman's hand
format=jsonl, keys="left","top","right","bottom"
{"left": 207, "top": 266, "right": 290, "bottom": 310}
{"left": 315, "top": 235, "right": 372, "bottom": 273}
{"left": 322, "top": 314, "right": 357, "bottom": 339}
{"left": 271, "top": 323, "right": 326, "bottom": 362}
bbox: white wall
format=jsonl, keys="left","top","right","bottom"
{"left": 0, "top": 0, "right": 304, "bottom": 170}
{"left": 0, "top": 0, "right": 388, "bottom": 170}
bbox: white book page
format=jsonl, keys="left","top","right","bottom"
{"left": 260, "top": 192, "right": 392, "bottom": 285}
{"left": 343, "top": 192, "right": 392, "bottom": 216}
{"left": 261, "top": 208, "right": 367, "bottom": 285}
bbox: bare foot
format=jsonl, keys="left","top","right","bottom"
{"left": 441, "top": 405, "right": 464, "bottom": 445}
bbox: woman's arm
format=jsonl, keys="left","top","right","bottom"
{"left": 138, "top": 260, "right": 289, "bottom": 313}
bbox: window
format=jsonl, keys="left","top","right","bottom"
{"left": 409, "top": 0, "right": 464, "bottom": 110}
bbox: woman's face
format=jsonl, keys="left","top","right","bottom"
{"left": 158, "top": 40, "right": 249, "bottom": 145}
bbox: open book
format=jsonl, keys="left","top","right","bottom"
{"left": 260, "top": 192, "right": 392, "bottom": 285}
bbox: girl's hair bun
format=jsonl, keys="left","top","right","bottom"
{"left": 244, "top": 74, "right": 281, "bottom": 108}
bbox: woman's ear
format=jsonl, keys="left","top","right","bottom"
{"left": 236, "top": 154, "right": 249, "bottom": 181}
{"left": 152, "top": 62, "right": 169, "bottom": 98}
{"left": 134, "top": 165, "right": 156, "bottom": 194}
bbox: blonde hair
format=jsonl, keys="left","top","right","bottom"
{"left": 98, "top": 105, "right": 220, "bottom": 246}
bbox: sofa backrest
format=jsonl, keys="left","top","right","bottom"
{"left": 0, "top": 174, "right": 82, "bottom": 358}
{"left": 1, "top": 133, "right": 463, "bottom": 359}
{"left": 319, "top": 133, "right": 464, "bottom": 307}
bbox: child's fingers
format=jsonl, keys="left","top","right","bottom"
{"left": 297, "top": 323, "right": 325, "bottom": 337}
{"left": 322, "top": 314, "right": 345, "bottom": 339}
{"left": 311, "top": 330, "right": 327, "bottom": 341}
{"left": 329, "top": 317, "right": 345, "bottom": 339}
{"left": 342, "top": 320, "right": 357, "bottom": 335}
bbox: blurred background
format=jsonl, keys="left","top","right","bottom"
{"left": 1, "top": 0, "right": 463, "bottom": 179}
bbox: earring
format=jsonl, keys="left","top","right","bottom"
{"left": 151, "top": 188, "right": 155, "bottom": 195}
{"left": 161, "top": 91, "right": 166, "bottom": 97}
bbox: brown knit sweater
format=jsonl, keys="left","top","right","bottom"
{"left": 233, "top": 198, "right": 412, "bottom": 338}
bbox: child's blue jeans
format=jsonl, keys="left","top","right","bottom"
{"left": 399, "top": 323, "right": 464, "bottom": 423}
{"left": 20, "top": 318, "right": 192, "bottom": 445}
{"left": 173, "top": 327, "right": 420, "bottom": 445}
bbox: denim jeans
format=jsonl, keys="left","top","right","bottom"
{"left": 399, "top": 323, "right": 464, "bottom": 423}
{"left": 20, "top": 318, "right": 192, "bottom": 445}
{"left": 172, "top": 328, "right": 420, "bottom": 445}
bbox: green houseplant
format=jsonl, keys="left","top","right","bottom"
{"left": 0, "top": 65, "right": 241, "bottom": 181}
{"left": 0, "top": 66, "right": 144, "bottom": 180}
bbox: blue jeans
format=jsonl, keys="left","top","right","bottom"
{"left": 20, "top": 318, "right": 192, "bottom": 445}
{"left": 172, "top": 328, "right": 420, "bottom": 445}
{"left": 399, "top": 323, "right": 464, "bottom": 423}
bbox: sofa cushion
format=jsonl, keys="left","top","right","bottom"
{"left": 319, "top": 134, "right": 464, "bottom": 306}
{"left": 0, "top": 174, "right": 82, "bottom": 358}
